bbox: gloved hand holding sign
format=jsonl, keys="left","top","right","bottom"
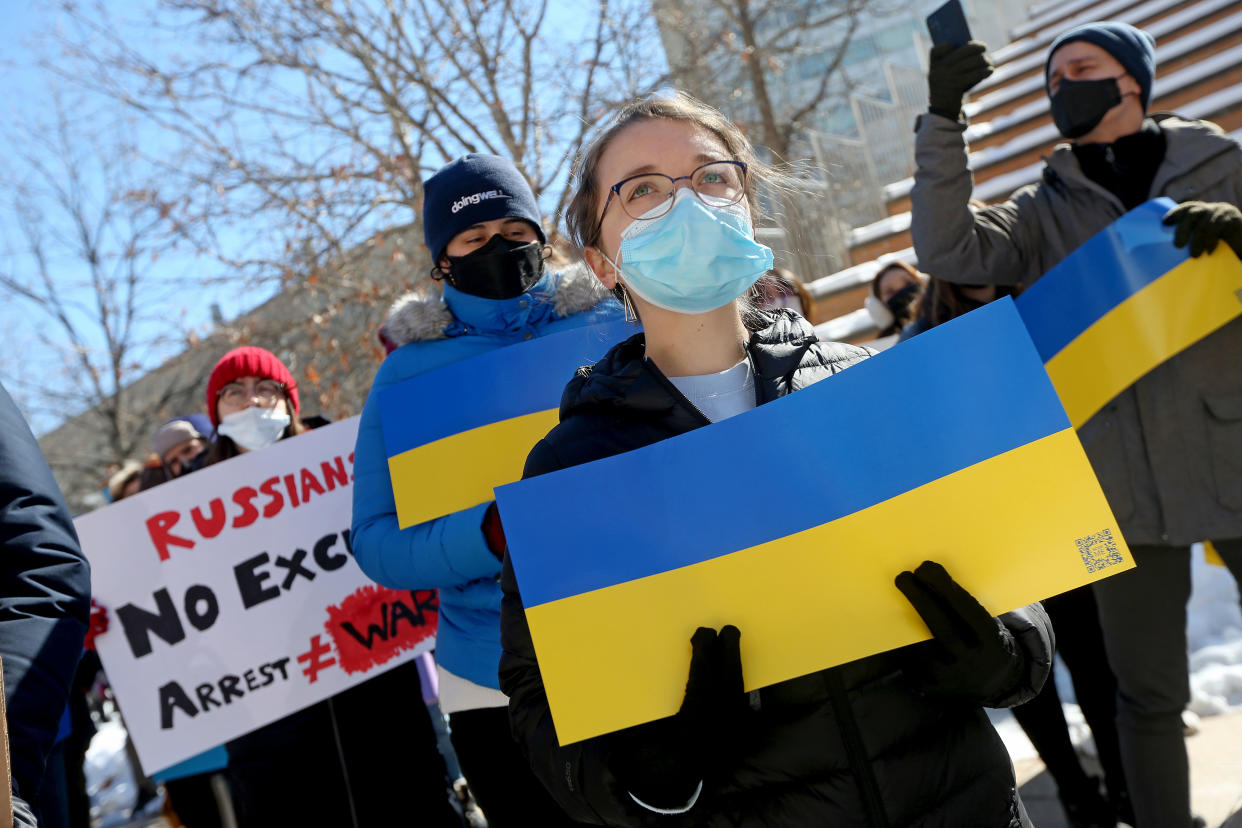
{"left": 896, "top": 561, "right": 1025, "bottom": 706}
{"left": 1162, "top": 201, "right": 1242, "bottom": 258}
{"left": 610, "top": 625, "right": 746, "bottom": 812}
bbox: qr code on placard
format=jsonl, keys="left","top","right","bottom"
{"left": 1077, "top": 528, "right": 1123, "bottom": 573}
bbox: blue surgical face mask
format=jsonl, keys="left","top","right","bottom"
{"left": 601, "top": 187, "right": 774, "bottom": 314}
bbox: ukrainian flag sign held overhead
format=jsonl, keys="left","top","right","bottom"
{"left": 380, "top": 320, "right": 633, "bottom": 528}
{"left": 498, "top": 299, "right": 1132, "bottom": 746}
{"left": 1018, "top": 197, "right": 1242, "bottom": 429}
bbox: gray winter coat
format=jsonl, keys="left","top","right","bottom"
{"left": 910, "top": 113, "right": 1242, "bottom": 546}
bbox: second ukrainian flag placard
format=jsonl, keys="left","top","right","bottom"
{"left": 381, "top": 320, "right": 633, "bottom": 528}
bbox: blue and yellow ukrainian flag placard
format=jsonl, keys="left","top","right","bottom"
{"left": 1017, "top": 197, "right": 1242, "bottom": 430}
{"left": 497, "top": 299, "right": 1132, "bottom": 746}
{"left": 380, "top": 320, "right": 633, "bottom": 528}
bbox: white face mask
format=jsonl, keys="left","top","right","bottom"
{"left": 217, "top": 406, "right": 291, "bottom": 452}
{"left": 864, "top": 293, "right": 895, "bottom": 330}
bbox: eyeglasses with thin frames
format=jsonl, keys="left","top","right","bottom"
{"left": 590, "top": 160, "right": 748, "bottom": 244}
{"left": 217, "top": 379, "right": 286, "bottom": 407}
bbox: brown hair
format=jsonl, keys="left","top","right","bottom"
{"left": 869, "top": 260, "right": 920, "bottom": 300}
{"left": 205, "top": 394, "right": 308, "bottom": 466}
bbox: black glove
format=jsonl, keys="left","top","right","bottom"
{"left": 1162, "top": 201, "right": 1242, "bottom": 258}
{"left": 895, "top": 561, "right": 1023, "bottom": 705}
{"left": 928, "top": 41, "right": 994, "bottom": 120}
{"left": 610, "top": 625, "right": 745, "bottom": 809}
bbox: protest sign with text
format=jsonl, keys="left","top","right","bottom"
{"left": 77, "top": 417, "right": 437, "bottom": 772}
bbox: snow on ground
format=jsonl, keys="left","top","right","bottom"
{"left": 1187, "top": 544, "right": 1242, "bottom": 716}
{"left": 86, "top": 717, "right": 139, "bottom": 827}
{"left": 992, "top": 543, "right": 1242, "bottom": 762}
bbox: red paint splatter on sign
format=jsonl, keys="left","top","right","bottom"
{"left": 325, "top": 585, "right": 438, "bottom": 675}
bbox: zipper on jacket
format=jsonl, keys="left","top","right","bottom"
{"left": 740, "top": 340, "right": 767, "bottom": 407}
{"left": 643, "top": 357, "right": 714, "bottom": 427}
{"left": 826, "top": 669, "right": 890, "bottom": 828}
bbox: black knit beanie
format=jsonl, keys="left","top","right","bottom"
{"left": 422, "top": 154, "right": 545, "bottom": 261}
{"left": 1046, "top": 22, "right": 1156, "bottom": 109}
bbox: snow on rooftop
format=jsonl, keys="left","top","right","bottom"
{"left": 1010, "top": 0, "right": 1123, "bottom": 41}
{"left": 806, "top": 247, "right": 916, "bottom": 300}
{"left": 813, "top": 308, "right": 877, "bottom": 343}
{"left": 964, "top": 97, "right": 1050, "bottom": 142}
{"left": 848, "top": 212, "right": 913, "bottom": 247}
{"left": 998, "top": 0, "right": 1141, "bottom": 63}
{"left": 1025, "top": 0, "right": 1078, "bottom": 19}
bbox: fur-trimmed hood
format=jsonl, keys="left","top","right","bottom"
{"left": 381, "top": 263, "right": 612, "bottom": 348}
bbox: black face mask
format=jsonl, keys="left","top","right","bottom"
{"left": 1050, "top": 77, "right": 1123, "bottom": 140}
{"left": 885, "top": 283, "right": 921, "bottom": 317}
{"left": 443, "top": 234, "right": 544, "bottom": 300}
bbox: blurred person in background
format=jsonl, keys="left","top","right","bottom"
{"left": 152, "top": 415, "right": 211, "bottom": 480}
{"left": 865, "top": 260, "right": 923, "bottom": 338}
{"left": 753, "top": 267, "right": 813, "bottom": 319}
{"left": 203, "top": 346, "right": 459, "bottom": 828}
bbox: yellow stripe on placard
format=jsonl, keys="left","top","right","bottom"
{"left": 389, "top": 408, "right": 560, "bottom": 529}
{"left": 526, "top": 428, "right": 1131, "bottom": 746}
{"left": 1045, "top": 247, "right": 1242, "bottom": 429}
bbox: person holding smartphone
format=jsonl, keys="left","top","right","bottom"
{"left": 910, "top": 21, "right": 1242, "bottom": 828}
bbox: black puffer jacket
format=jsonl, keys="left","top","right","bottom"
{"left": 499, "top": 310, "right": 1050, "bottom": 827}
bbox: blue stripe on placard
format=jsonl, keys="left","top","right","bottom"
{"left": 379, "top": 320, "right": 633, "bottom": 458}
{"left": 498, "top": 298, "right": 1070, "bottom": 607}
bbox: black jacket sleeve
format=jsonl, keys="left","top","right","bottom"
{"left": 986, "top": 603, "right": 1054, "bottom": 709}
{"left": 498, "top": 439, "right": 666, "bottom": 826}
{"left": 0, "top": 382, "right": 91, "bottom": 806}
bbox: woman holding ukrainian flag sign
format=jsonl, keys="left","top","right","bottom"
{"left": 350, "top": 154, "right": 621, "bottom": 826}
{"left": 496, "top": 92, "right": 1054, "bottom": 826}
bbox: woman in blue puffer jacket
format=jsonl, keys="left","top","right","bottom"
{"left": 351, "top": 153, "right": 621, "bottom": 828}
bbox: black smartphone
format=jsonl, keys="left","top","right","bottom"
{"left": 926, "top": 0, "right": 972, "bottom": 48}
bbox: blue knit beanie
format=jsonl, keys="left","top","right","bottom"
{"left": 422, "top": 154, "right": 545, "bottom": 261}
{"left": 1046, "top": 22, "right": 1156, "bottom": 109}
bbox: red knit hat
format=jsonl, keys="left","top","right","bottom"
{"left": 206, "top": 346, "right": 300, "bottom": 427}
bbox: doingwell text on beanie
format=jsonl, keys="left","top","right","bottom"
{"left": 422, "top": 154, "right": 546, "bottom": 262}
{"left": 1046, "top": 22, "right": 1156, "bottom": 109}
{"left": 206, "top": 346, "right": 300, "bottom": 426}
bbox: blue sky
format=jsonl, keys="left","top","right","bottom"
{"left": 2, "top": 1, "right": 269, "bottom": 428}
{"left": 2, "top": 0, "right": 641, "bottom": 434}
